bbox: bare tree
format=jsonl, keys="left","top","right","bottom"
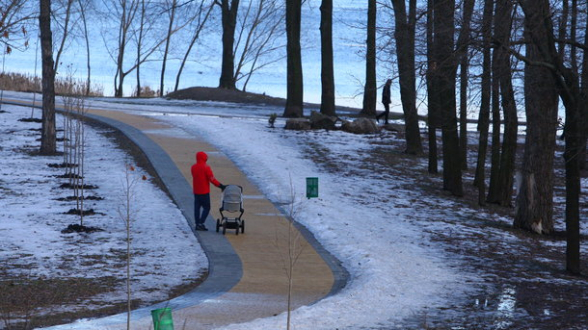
{"left": 40, "top": 0, "right": 57, "bottom": 155}
{"left": 118, "top": 163, "right": 146, "bottom": 328}
{"left": 426, "top": 0, "right": 438, "bottom": 174}
{"left": 159, "top": 0, "right": 178, "bottom": 97}
{"left": 513, "top": 1, "right": 559, "bottom": 234}
{"left": 134, "top": 0, "right": 146, "bottom": 97}
{"left": 274, "top": 176, "right": 305, "bottom": 330}
{"left": 486, "top": 0, "right": 518, "bottom": 206}
{"left": 100, "top": 0, "right": 171, "bottom": 97}
{"left": 320, "top": 0, "right": 335, "bottom": 116}
{"left": 61, "top": 79, "right": 88, "bottom": 225}
{"left": 232, "top": 0, "right": 285, "bottom": 92}
{"left": 474, "top": 0, "right": 494, "bottom": 206}
{"left": 0, "top": 0, "right": 35, "bottom": 52}
{"left": 431, "top": 0, "right": 463, "bottom": 196}
{"left": 456, "top": 0, "right": 474, "bottom": 169}
{"left": 215, "top": 0, "right": 240, "bottom": 89}
{"left": 283, "top": 0, "right": 303, "bottom": 118}
{"left": 107, "top": 0, "right": 140, "bottom": 97}
{"left": 361, "top": 0, "right": 377, "bottom": 116}
{"left": 52, "top": 0, "right": 75, "bottom": 74}
{"left": 77, "top": 0, "right": 92, "bottom": 95}
{"left": 390, "top": 0, "right": 422, "bottom": 155}
{"left": 174, "top": 0, "right": 214, "bottom": 91}
{"left": 516, "top": 0, "right": 586, "bottom": 274}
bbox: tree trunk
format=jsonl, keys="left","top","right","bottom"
{"left": 320, "top": 0, "right": 335, "bottom": 116}
{"left": 426, "top": 0, "right": 437, "bottom": 173}
{"left": 283, "top": 0, "right": 303, "bottom": 118}
{"left": 136, "top": 0, "right": 145, "bottom": 97}
{"left": 361, "top": 0, "right": 377, "bottom": 116}
{"left": 456, "top": 0, "right": 474, "bottom": 170}
{"left": 391, "top": 0, "right": 422, "bottom": 155}
{"left": 488, "top": 48, "right": 501, "bottom": 201}
{"left": 114, "top": 0, "right": 134, "bottom": 97}
{"left": 487, "top": 0, "right": 517, "bottom": 206}
{"left": 160, "top": 0, "right": 177, "bottom": 97}
{"left": 514, "top": 15, "right": 558, "bottom": 234}
{"left": 78, "top": 0, "right": 91, "bottom": 96}
{"left": 218, "top": 0, "right": 240, "bottom": 89}
{"left": 54, "top": 0, "right": 74, "bottom": 74}
{"left": 518, "top": 0, "right": 585, "bottom": 274}
{"left": 433, "top": 0, "right": 462, "bottom": 196}
{"left": 459, "top": 56, "right": 469, "bottom": 170}
{"left": 40, "top": 0, "right": 56, "bottom": 155}
{"left": 474, "top": 0, "right": 494, "bottom": 206}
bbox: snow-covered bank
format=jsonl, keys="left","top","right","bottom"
{"left": 0, "top": 103, "right": 207, "bottom": 318}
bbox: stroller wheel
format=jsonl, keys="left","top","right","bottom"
{"left": 222, "top": 223, "right": 226, "bottom": 235}
{"left": 241, "top": 219, "right": 245, "bottom": 234}
{"left": 235, "top": 225, "right": 239, "bottom": 236}
{"left": 216, "top": 219, "right": 220, "bottom": 233}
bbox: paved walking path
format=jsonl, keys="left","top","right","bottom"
{"left": 5, "top": 98, "right": 347, "bottom": 330}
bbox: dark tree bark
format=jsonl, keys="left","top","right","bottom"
{"left": 160, "top": 0, "right": 177, "bottom": 96}
{"left": 560, "top": 13, "right": 586, "bottom": 274}
{"left": 391, "top": 0, "right": 422, "bottom": 155}
{"left": 320, "top": 0, "right": 335, "bottom": 116}
{"left": 474, "top": 0, "right": 494, "bottom": 206}
{"left": 426, "top": 0, "right": 438, "bottom": 174}
{"left": 513, "top": 9, "right": 559, "bottom": 234}
{"left": 456, "top": 0, "right": 474, "bottom": 170}
{"left": 432, "top": 0, "right": 462, "bottom": 196}
{"left": 361, "top": 0, "right": 377, "bottom": 116}
{"left": 113, "top": 0, "right": 139, "bottom": 97}
{"left": 517, "top": 0, "right": 586, "bottom": 275}
{"left": 39, "top": 0, "right": 56, "bottom": 155}
{"left": 136, "top": 0, "right": 146, "bottom": 97}
{"left": 487, "top": 0, "right": 518, "bottom": 206}
{"left": 488, "top": 46, "right": 501, "bottom": 202}
{"left": 216, "top": 0, "right": 240, "bottom": 89}
{"left": 283, "top": 0, "right": 303, "bottom": 118}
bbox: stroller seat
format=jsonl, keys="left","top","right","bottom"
{"left": 216, "top": 185, "right": 245, "bottom": 235}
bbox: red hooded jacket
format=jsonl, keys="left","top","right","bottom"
{"left": 191, "top": 151, "right": 221, "bottom": 195}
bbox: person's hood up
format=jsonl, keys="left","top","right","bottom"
{"left": 196, "top": 151, "right": 208, "bottom": 164}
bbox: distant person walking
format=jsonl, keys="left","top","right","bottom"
{"left": 376, "top": 79, "right": 392, "bottom": 125}
{"left": 191, "top": 151, "right": 225, "bottom": 231}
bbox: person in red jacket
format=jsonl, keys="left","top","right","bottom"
{"left": 191, "top": 151, "right": 225, "bottom": 231}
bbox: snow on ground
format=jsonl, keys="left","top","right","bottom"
{"left": 78, "top": 95, "right": 473, "bottom": 328}
{"left": 0, "top": 102, "right": 207, "bottom": 312}
{"left": 83, "top": 95, "right": 588, "bottom": 330}
{"left": 153, "top": 111, "right": 471, "bottom": 330}
{"left": 2, "top": 91, "right": 586, "bottom": 330}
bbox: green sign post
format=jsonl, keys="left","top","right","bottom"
{"left": 306, "top": 177, "right": 319, "bottom": 199}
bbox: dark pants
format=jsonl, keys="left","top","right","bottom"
{"left": 194, "top": 194, "right": 211, "bottom": 225}
{"left": 377, "top": 102, "right": 390, "bottom": 124}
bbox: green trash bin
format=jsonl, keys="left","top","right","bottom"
{"left": 306, "top": 177, "right": 319, "bottom": 199}
{"left": 151, "top": 307, "right": 174, "bottom": 330}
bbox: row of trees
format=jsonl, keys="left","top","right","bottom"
{"left": 3, "top": 0, "right": 286, "bottom": 97}
{"left": 282, "top": 0, "right": 586, "bottom": 274}
{"left": 9, "top": 0, "right": 283, "bottom": 151}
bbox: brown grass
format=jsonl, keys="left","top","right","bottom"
{"left": 0, "top": 72, "right": 104, "bottom": 97}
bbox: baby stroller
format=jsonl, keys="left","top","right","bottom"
{"left": 216, "top": 185, "right": 245, "bottom": 235}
